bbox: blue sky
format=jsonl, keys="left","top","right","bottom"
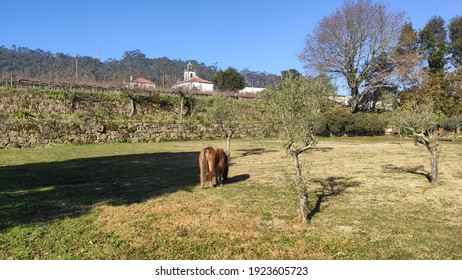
{"left": 1, "top": 0, "right": 460, "bottom": 75}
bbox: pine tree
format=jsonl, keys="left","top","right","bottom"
{"left": 419, "top": 16, "right": 448, "bottom": 74}
{"left": 449, "top": 15, "right": 462, "bottom": 68}
{"left": 212, "top": 67, "right": 246, "bottom": 91}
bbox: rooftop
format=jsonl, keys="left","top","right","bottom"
{"left": 183, "top": 77, "right": 213, "bottom": 84}
{"left": 132, "top": 77, "right": 155, "bottom": 84}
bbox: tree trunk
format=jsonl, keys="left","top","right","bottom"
{"left": 414, "top": 133, "right": 441, "bottom": 184}
{"left": 63, "top": 93, "right": 67, "bottom": 116}
{"left": 291, "top": 152, "right": 309, "bottom": 222}
{"left": 430, "top": 144, "right": 440, "bottom": 184}
{"left": 70, "top": 92, "right": 77, "bottom": 113}
{"left": 349, "top": 86, "right": 360, "bottom": 113}
{"left": 226, "top": 131, "right": 233, "bottom": 157}
{"left": 129, "top": 97, "right": 136, "bottom": 117}
{"left": 180, "top": 94, "right": 184, "bottom": 117}
{"left": 350, "top": 97, "right": 358, "bottom": 113}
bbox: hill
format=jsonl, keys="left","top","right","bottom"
{"left": 0, "top": 46, "right": 280, "bottom": 88}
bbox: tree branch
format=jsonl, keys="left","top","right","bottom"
{"left": 288, "top": 133, "right": 317, "bottom": 156}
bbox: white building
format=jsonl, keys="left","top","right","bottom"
{"left": 128, "top": 77, "right": 156, "bottom": 89}
{"left": 172, "top": 61, "right": 214, "bottom": 92}
{"left": 331, "top": 94, "right": 352, "bottom": 106}
{"left": 239, "top": 87, "right": 266, "bottom": 94}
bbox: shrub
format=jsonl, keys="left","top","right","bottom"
{"left": 345, "top": 113, "right": 387, "bottom": 136}
{"left": 320, "top": 108, "right": 352, "bottom": 136}
{"left": 439, "top": 115, "right": 462, "bottom": 132}
{"left": 320, "top": 108, "right": 387, "bottom": 136}
{"left": 159, "top": 96, "right": 178, "bottom": 111}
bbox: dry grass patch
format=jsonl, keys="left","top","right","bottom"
{"left": 1, "top": 137, "right": 461, "bottom": 259}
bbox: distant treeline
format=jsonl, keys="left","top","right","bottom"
{"left": 0, "top": 46, "right": 280, "bottom": 88}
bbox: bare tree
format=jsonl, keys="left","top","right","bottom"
{"left": 299, "top": 0, "right": 404, "bottom": 113}
{"left": 389, "top": 101, "right": 441, "bottom": 184}
{"left": 263, "top": 74, "right": 335, "bottom": 222}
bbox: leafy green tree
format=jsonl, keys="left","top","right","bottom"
{"left": 400, "top": 17, "right": 462, "bottom": 118}
{"left": 212, "top": 67, "right": 246, "bottom": 91}
{"left": 205, "top": 96, "right": 238, "bottom": 156}
{"left": 440, "top": 114, "right": 462, "bottom": 138}
{"left": 449, "top": 15, "right": 462, "bottom": 68}
{"left": 211, "top": 70, "right": 225, "bottom": 90}
{"left": 419, "top": 16, "right": 448, "bottom": 74}
{"left": 240, "top": 68, "right": 280, "bottom": 87}
{"left": 263, "top": 73, "right": 334, "bottom": 222}
{"left": 281, "top": 69, "right": 303, "bottom": 79}
{"left": 392, "top": 22, "right": 424, "bottom": 88}
{"left": 448, "top": 16, "right": 462, "bottom": 119}
{"left": 423, "top": 73, "right": 457, "bottom": 115}
{"left": 399, "top": 70, "right": 458, "bottom": 117}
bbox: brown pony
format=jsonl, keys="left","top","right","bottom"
{"left": 198, "top": 147, "right": 229, "bottom": 188}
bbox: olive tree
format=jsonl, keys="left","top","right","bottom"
{"left": 263, "top": 74, "right": 335, "bottom": 222}
{"left": 205, "top": 96, "right": 238, "bottom": 157}
{"left": 389, "top": 101, "right": 441, "bottom": 184}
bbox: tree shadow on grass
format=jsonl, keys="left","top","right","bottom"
{"left": 313, "top": 147, "right": 334, "bottom": 152}
{"left": 237, "top": 148, "right": 278, "bottom": 157}
{"left": 307, "top": 176, "right": 361, "bottom": 220}
{"left": 382, "top": 164, "right": 431, "bottom": 182}
{"left": 0, "top": 152, "right": 199, "bottom": 231}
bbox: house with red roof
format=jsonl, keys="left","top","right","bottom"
{"left": 129, "top": 77, "right": 156, "bottom": 89}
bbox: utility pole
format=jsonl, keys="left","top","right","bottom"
{"left": 75, "top": 59, "right": 78, "bottom": 79}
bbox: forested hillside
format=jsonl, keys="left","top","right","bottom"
{"left": 0, "top": 46, "right": 280, "bottom": 88}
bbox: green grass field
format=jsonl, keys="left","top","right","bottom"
{"left": 1, "top": 137, "right": 461, "bottom": 259}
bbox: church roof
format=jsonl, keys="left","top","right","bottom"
{"left": 183, "top": 76, "right": 213, "bottom": 84}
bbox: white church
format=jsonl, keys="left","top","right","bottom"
{"left": 172, "top": 61, "right": 214, "bottom": 92}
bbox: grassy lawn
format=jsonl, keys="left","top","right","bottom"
{"left": 0, "top": 137, "right": 461, "bottom": 259}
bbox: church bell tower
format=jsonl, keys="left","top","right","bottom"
{"left": 184, "top": 61, "right": 196, "bottom": 81}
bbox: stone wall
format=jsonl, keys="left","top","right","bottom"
{"left": 0, "top": 88, "right": 178, "bottom": 118}
{"left": 0, "top": 119, "right": 274, "bottom": 149}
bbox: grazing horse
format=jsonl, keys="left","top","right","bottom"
{"left": 198, "top": 147, "right": 229, "bottom": 188}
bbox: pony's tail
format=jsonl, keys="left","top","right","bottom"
{"left": 200, "top": 150, "right": 208, "bottom": 187}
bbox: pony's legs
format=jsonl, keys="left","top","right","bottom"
{"left": 208, "top": 161, "right": 215, "bottom": 188}
{"left": 215, "top": 169, "right": 222, "bottom": 186}
{"left": 208, "top": 170, "right": 215, "bottom": 187}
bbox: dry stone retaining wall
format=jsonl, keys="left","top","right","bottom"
{"left": 0, "top": 90, "right": 169, "bottom": 117}
{"left": 0, "top": 119, "right": 272, "bottom": 149}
